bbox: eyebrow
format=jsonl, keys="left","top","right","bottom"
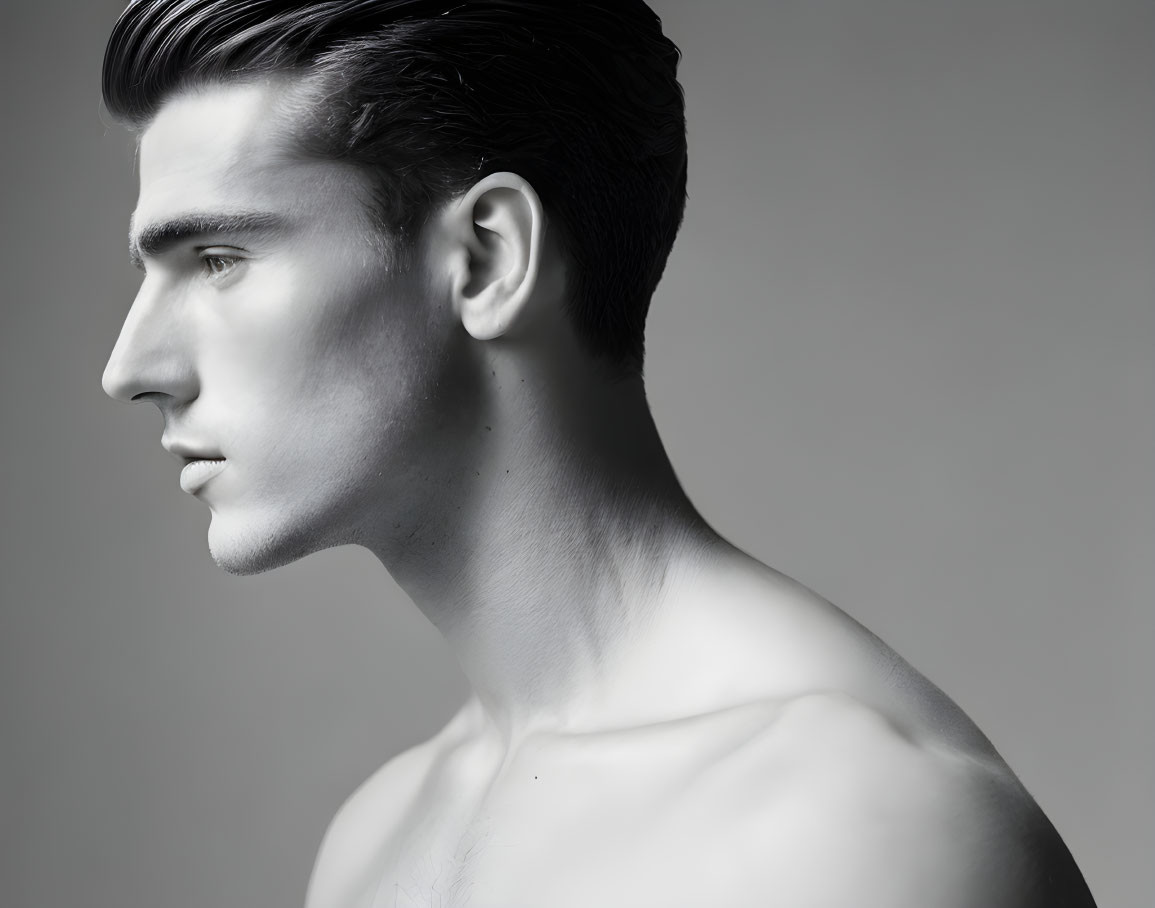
{"left": 128, "top": 211, "right": 290, "bottom": 270}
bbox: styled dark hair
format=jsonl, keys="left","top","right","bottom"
{"left": 103, "top": 0, "right": 687, "bottom": 370}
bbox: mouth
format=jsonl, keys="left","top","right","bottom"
{"left": 179, "top": 458, "right": 228, "bottom": 494}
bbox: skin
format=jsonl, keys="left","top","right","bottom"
{"left": 105, "top": 80, "right": 1096, "bottom": 907}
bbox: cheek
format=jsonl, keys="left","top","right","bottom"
{"left": 199, "top": 266, "right": 444, "bottom": 466}
{"left": 198, "top": 263, "right": 409, "bottom": 398}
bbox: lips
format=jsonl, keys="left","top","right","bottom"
{"left": 179, "top": 458, "right": 227, "bottom": 494}
{"left": 163, "top": 438, "right": 227, "bottom": 494}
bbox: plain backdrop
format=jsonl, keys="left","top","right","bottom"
{"left": 1, "top": 1, "right": 1151, "bottom": 906}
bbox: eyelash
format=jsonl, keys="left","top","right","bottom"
{"left": 200, "top": 252, "right": 241, "bottom": 279}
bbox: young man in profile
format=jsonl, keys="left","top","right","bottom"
{"left": 101, "top": 2, "right": 1095, "bottom": 905}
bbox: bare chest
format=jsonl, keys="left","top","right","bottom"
{"left": 364, "top": 717, "right": 789, "bottom": 908}
{"left": 371, "top": 781, "right": 709, "bottom": 908}
{"left": 345, "top": 696, "right": 1002, "bottom": 908}
{"left": 368, "top": 771, "right": 640, "bottom": 902}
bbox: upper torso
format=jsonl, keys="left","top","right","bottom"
{"left": 306, "top": 550, "right": 1095, "bottom": 908}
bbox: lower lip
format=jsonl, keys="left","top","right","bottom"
{"left": 180, "top": 459, "right": 227, "bottom": 494}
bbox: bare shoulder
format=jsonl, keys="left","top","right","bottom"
{"left": 695, "top": 691, "right": 1096, "bottom": 908}
{"left": 304, "top": 708, "right": 469, "bottom": 908}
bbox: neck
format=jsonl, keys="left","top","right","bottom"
{"left": 366, "top": 341, "right": 718, "bottom": 742}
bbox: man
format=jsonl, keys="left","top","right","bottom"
{"left": 101, "top": 1, "right": 1096, "bottom": 905}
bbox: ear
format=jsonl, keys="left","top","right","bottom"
{"left": 444, "top": 172, "right": 545, "bottom": 341}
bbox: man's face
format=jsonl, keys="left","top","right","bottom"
{"left": 104, "top": 80, "right": 467, "bottom": 573}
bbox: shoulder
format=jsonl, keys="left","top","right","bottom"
{"left": 685, "top": 691, "right": 1095, "bottom": 908}
{"left": 304, "top": 746, "right": 425, "bottom": 908}
{"left": 304, "top": 709, "right": 470, "bottom": 908}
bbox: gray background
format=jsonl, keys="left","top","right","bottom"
{"left": 2, "top": 1, "right": 1151, "bottom": 906}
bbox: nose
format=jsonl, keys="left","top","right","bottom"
{"left": 102, "top": 278, "right": 199, "bottom": 404}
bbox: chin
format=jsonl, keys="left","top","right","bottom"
{"left": 205, "top": 510, "right": 342, "bottom": 576}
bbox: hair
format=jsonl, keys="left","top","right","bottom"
{"left": 103, "top": 0, "right": 687, "bottom": 371}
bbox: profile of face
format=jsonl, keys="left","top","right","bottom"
{"left": 103, "top": 80, "right": 475, "bottom": 575}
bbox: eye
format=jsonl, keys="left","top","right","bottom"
{"left": 199, "top": 249, "right": 243, "bottom": 281}
{"left": 203, "top": 254, "right": 236, "bottom": 276}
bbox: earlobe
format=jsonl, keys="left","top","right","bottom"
{"left": 448, "top": 173, "right": 544, "bottom": 341}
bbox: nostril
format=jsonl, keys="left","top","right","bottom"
{"left": 101, "top": 308, "right": 198, "bottom": 404}
{"left": 102, "top": 357, "right": 148, "bottom": 403}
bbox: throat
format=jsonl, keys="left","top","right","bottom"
{"left": 442, "top": 490, "right": 715, "bottom": 738}
{"left": 369, "top": 362, "right": 718, "bottom": 738}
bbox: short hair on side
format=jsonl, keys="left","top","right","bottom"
{"left": 103, "top": 0, "right": 688, "bottom": 372}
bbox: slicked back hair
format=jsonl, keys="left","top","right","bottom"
{"left": 103, "top": 0, "right": 688, "bottom": 371}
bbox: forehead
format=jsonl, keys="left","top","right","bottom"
{"left": 135, "top": 79, "right": 367, "bottom": 227}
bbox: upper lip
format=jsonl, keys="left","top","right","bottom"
{"left": 162, "top": 438, "right": 225, "bottom": 463}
